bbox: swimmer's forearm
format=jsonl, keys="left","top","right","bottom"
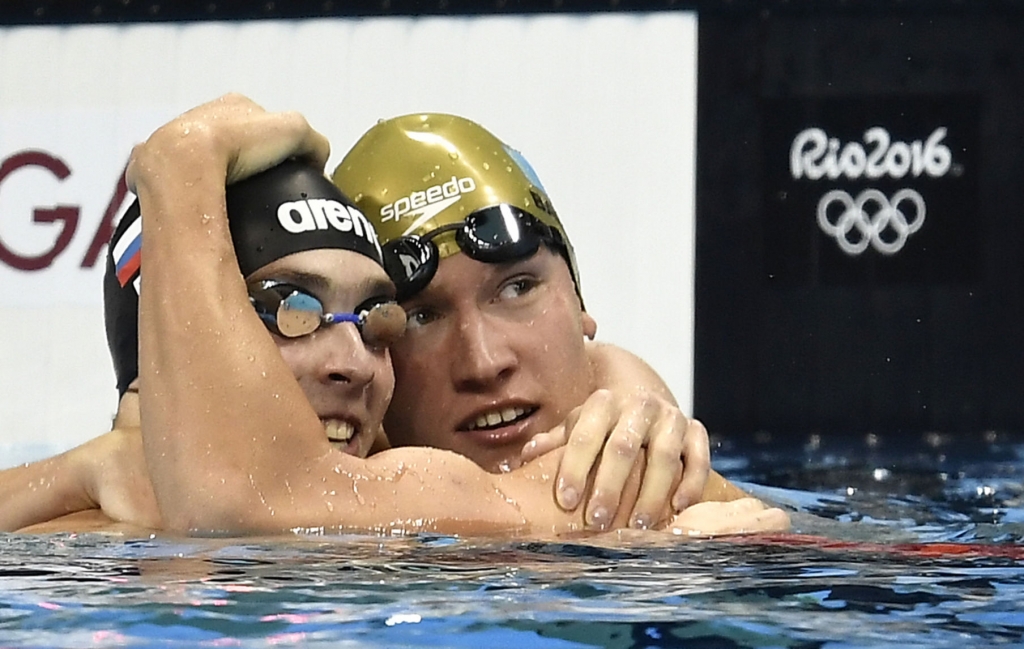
{"left": 0, "top": 448, "right": 96, "bottom": 532}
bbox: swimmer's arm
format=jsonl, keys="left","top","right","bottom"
{"left": 160, "top": 435, "right": 784, "bottom": 537}
{"left": 130, "top": 96, "right": 332, "bottom": 532}
{"left": 528, "top": 341, "right": 746, "bottom": 527}
{"left": 586, "top": 342, "right": 748, "bottom": 503}
{"left": 160, "top": 440, "right": 642, "bottom": 536}
{"left": 0, "top": 429, "right": 160, "bottom": 532}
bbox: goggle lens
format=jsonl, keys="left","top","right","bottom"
{"left": 382, "top": 237, "right": 438, "bottom": 302}
{"left": 277, "top": 291, "right": 325, "bottom": 338}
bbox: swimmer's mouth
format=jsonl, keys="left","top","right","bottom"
{"left": 463, "top": 406, "right": 537, "bottom": 432}
{"left": 323, "top": 418, "right": 359, "bottom": 446}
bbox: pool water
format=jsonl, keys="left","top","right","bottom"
{"left": 2, "top": 444, "right": 1023, "bottom": 648}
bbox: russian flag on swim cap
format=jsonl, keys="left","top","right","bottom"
{"left": 111, "top": 216, "right": 142, "bottom": 287}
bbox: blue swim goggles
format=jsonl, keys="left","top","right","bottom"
{"left": 248, "top": 280, "right": 406, "bottom": 347}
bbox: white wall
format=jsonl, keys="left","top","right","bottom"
{"left": 0, "top": 13, "right": 698, "bottom": 467}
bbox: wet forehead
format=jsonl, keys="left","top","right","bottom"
{"left": 248, "top": 249, "right": 394, "bottom": 302}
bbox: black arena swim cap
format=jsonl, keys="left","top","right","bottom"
{"left": 104, "top": 160, "right": 385, "bottom": 397}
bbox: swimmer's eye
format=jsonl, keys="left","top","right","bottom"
{"left": 404, "top": 306, "right": 440, "bottom": 329}
{"left": 497, "top": 275, "right": 539, "bottom": 301}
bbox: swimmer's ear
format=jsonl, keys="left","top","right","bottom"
{"left": 582, "top": 312, "right": 597, "bottom": 340}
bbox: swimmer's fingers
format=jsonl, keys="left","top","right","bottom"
{"left": 520, "top": 424, "right": 568, "bottom": 465}
{"left": 551, "top": 395, "right": 615, "bottom": 511}
{"left": 672, "top": 418, "right": 711, "bottom": 512}
{"left": 667, "top": 498, "right": 791, "bottom": 537}
{"left": 127, "top": 93, "right": 329, "bottom": 194}
{"left": 583, "top": 393, "right": 659, "bottom": 530}
{"left": 625, "top": 409, "right": 686, "bottom": 530}
{"left": 223, "top": 107, "right": 330, "bottom": 185}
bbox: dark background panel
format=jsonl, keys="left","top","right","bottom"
{"left": 695, "top": 7, "right": 1024, "bottom": 453}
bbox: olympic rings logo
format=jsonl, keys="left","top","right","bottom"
{"left": 816, "top": 188, "right": 926, "bottom": 256}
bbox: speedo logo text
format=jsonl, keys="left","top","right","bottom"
{"left": 380, "top": 176, "right": 477, "bottom": 224}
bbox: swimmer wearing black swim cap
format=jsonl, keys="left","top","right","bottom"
{"left": 104, "top": 160, "right": 405, "bottom": 397}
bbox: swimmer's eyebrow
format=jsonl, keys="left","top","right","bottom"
{"left": 360, "top": 276, "right": 398, "bottom": 301}
{"left": 260, "top": 270, "right": 396, "bottom": 301}
{"left": 262, "top": 269, "right": 332, "bottom": 294}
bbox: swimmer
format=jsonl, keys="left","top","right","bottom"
{"left": 333, "top": 113, "right": 755, "bottom": 528}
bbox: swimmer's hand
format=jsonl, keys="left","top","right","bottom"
{"left": 126, "top": 92, "right": 330, "bottom": 194}
{"left": 79, "top": 428, "right": 163, "bottom": 529}
{"left": 667, "top": 497, "right": 791, "bottom": 537}
{"left": 522, "top": 388, "right": 708, "bottom": 531}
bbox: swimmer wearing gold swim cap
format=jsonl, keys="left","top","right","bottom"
{"left": 332, "top": 114, "right": 582, "bottom": 303}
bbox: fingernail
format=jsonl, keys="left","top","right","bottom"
{"left": 672, "top": 495, "right": 689, "bottom": 512}
{"left": 558, "top": 482, "right": 580, "bottom": 510}
{"left": 631, "top": 514, "right": 652, "bottom": 530}
{"left": 587, "top": 506, "right": 610, "bottom": 530}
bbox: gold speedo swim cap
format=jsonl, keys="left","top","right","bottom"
{"left": 332, "top": 113, "right": 582, "bottom": 301}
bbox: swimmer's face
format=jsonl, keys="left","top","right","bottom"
{"left": 383, "top": 247, "right": 596, "bottom": 472}
{"left": 247, "top": 249, "right": 396, "bottom": 459}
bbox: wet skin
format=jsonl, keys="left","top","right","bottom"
{"left": 245, "top": 249, "right": 396, "bottom": 459}
{"left": 383, "top": 246, "right": 598, "bottom": 472}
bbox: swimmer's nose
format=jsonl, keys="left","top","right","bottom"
{"left": 450, "top": 307, "right": 517, "bottom": 390}
{"left": 319, "top": 321, "right": 379, "bottom": 388}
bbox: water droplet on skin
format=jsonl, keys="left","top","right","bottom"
{"left": 200, "top": 213, "right": 212, "bottom": 224}
{"left": 354, "top": 193, "right": 363, "bottom": 202}
{"left": 449, "top": 152, "right": 459, "bottom": 160}
{"left": 483, "top": 162, "right": 490, "bottom": 171}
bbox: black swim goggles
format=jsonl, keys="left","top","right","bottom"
{"left": 248, "top": 280, "right": 406, "bottom": 347}
{"left": 382, "top": 204, "right": 566, "bottom": 301}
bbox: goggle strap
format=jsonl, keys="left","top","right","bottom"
{"left": 323, "top": 312, "right": 361, "bottom": 325}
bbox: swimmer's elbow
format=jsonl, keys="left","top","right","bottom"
{"left": 155, "top": 474, "right": 276, "bottom": 535}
